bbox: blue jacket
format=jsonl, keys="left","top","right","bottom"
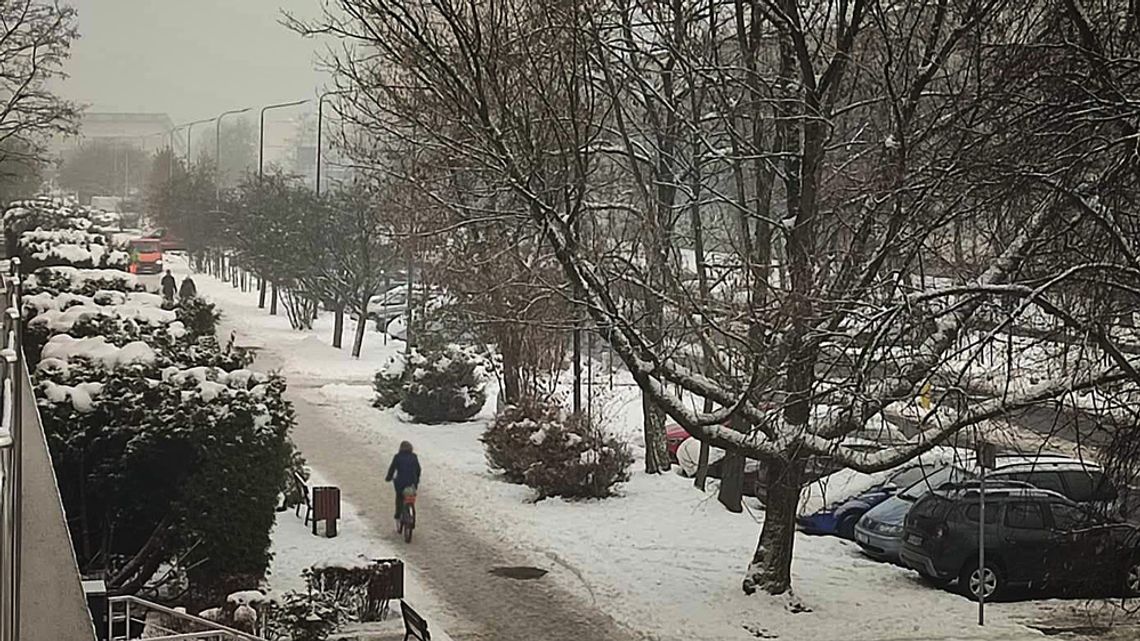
{"left": 386, "top": 451, "right": 421, "bottom": 490}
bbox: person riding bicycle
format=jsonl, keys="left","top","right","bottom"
{"left": 385, "top": 441, "right": 421, "bottom": 525}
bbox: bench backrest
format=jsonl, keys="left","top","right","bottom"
{"left": 401, "top": 600, "right": 430, "bottom": 641}
{"left": 293, "top": 472, "right": 311, "bottom": 505}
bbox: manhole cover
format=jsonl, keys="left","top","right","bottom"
{"left": 489, "top": 566, "right": 548, "bottom": 580}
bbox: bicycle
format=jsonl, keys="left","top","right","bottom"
{"left": 397, "top": 485, "right": 417, "bottom": 543}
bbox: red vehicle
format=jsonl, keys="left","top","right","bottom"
{"left": 666, "top": 424, "right": 691, "bottom": 462}
{"left": 127, "top": 238, "right": 163, "bottom": 275}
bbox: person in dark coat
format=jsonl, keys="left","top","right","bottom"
{"left": 385, "top": 441, "right": 421, "bottom": 522}
{"left": 179, "top": 275, "right": 198, "bottom": 302}
{"left": 161, "top": 270, "right": 177, "bottom": 302}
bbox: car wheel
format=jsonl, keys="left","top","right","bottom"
{"left": 838, "top": 513, "right": 861, "bottom": 540}
{"left": 1123, "top": 558, "right": 1140, "bottom": 597}
{"left": 959, "top": 561, "right": 1003, "bottom": 602}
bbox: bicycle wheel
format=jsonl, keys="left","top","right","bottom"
{"left": 403, "top": 505, "right": 415, "bottom": 543}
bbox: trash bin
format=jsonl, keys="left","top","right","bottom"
{"left": 312, "top": 486, "right": 341, "bottom": 537}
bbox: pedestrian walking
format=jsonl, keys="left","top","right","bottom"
{"left": 161, "top": 270, "right": 176, "bottom": 303}
{"left": 179, "top": 275, "right": 198, "bottom": 302}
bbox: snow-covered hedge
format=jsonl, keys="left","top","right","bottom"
{"left": 22, "top": 282, "right": 235, "bottom": 373}
{"left": 16, "top": 198, "right": 295, "bottom": 601}
{"left": 27, "top": 266, "right": 142, "bottom": 297}
{"left": 3, "top": 197, "right": 96, "bottom": 235}
{"left": 19, "top": 229, "right": 128, "bottom": 271}
{"left": 483, "top": 399, "right": 633, "bottom": 499}
{"left": 36, "top": 357, "right": 300, "bottom": 596}
{"left": 399, "top": 343, "right": 487, "bottom": 423}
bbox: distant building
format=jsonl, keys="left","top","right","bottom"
{"left": 52, "top": 112, "right": 180, "bottom": 158}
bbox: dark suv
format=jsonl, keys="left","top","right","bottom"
{"left": 899, "top": 483, "right": 1140, "bottom": 601}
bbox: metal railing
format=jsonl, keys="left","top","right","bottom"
{"left": 108, "top": 596, "right": 268, "bottom": 641}
{"left": 0, "top": 258, "right": 24, "bottom": 641}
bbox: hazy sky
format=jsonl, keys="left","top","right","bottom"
{"left": 59, "top": 0, "right": 328, "bottom": 125}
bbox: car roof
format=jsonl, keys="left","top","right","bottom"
{"left": 932, "top": 482, "right": 1075, "bottom": 504}
{"left": 932, "top": 453, "right": 1103, "bottom": 474}
{"left": 990, "top": 456, "right": 1103, "bottom": 474}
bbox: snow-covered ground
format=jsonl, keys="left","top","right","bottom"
{"left": 183, "top": 258, "right": 1114, "bottom": 641}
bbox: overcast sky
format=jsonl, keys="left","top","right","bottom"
{"left": 59, "top": 0, "right": 328, "bottom": 125}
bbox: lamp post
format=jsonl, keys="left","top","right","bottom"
{"left": 316, "top": 90, "right": 350, "bottom": 195}
{"left": 258, "top": 99, "right": 309, "bottom": 314}
{"left": 183, "top": 117, "right": 217, "bottom": 167}
{"left": 215, "top": 107, "right": 252, "bottom": 199}
{"left": 259, "top": 99, "right": 309, "bottom": 179}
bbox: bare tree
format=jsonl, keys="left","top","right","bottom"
{"left": 0, "top": 0, "right": 79, "bottom": 169}
{"left": 298, "top": 0, "right": 1140, "bottom": 597}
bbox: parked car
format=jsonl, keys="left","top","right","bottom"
{"left": 797, "top": 462, "right": 940, "bottom": 539}
{"left": 854, "top": 455, "right": 1118, "bottom": 562}
{"left": 367, "top": 285, "right": 409, "bottom": 322}
{"left": 899, "top": 483, "right": 1140, "bottom": 601}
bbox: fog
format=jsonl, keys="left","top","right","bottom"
{"left": 58, "top": 0, "right": 327, "bottom": 123}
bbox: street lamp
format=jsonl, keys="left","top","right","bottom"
{"left": 215, "top": 107, "right": 252, "bottom": 198}
{"left": 316, "top": 90, "right": 351, "bottom": 195}
{"left": 257, "top": 99, "right": 309, "bottom": 315}
{"left": 259, "top": 99, "right": 309, "bottom": 179}
{"left": 183, "top": 117, "right": 218, "bottom": 166}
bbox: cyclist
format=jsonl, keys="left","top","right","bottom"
{"left": 385, "top": 441, "right": 421, "bottom": 528}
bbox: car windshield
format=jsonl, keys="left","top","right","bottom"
{"left": 900, "top": 465, "right": 971, "bottom": 501}
{"left": 885, "top": 465, "right": 931, "bottom": 490}
{"left": 130, "top": 240, "right": 160, "bottom": 252}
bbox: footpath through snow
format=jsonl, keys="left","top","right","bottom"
{"left": 182, "top": 258, "right": 1121, "bottom": 641}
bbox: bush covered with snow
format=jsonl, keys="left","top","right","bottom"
{"left": 483, "top": 400, "right": 633, "bottom": 499}
{"left": 371, "top": 353, "right": 406, "bottom": 409}
{"left": 265, "top": 590, "right": 353, "bottom": 641}
{"left": 482, "top": 399, "right": 561, "bottom": 483}
{"left": 18, "top": 229, "right": 128, "bottom": 271}
{"left": 36, "top": 359, "right": 301, "bottom": 598}
{"left": 176, "top": 295, "right": 222, "bottom": 338}
{"left": 524, "top": 414, "right": 633, "bottom": 499}
{"left": 399, "top": 343, "right": 487, "bottom": 423}
{"left": 27, "top": 266, "right": 142, "bottom": 297}
{"left": 2, "top": 197, "right": 99, "bottom": 255}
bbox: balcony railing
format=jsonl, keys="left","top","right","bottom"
{"left": 107, "top": 596, "right": 267, "bottom": 641}
{"left": 0, "top": 258, "right": 25, "bottom": 641}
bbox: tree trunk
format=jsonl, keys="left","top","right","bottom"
{"left": 501, "top": 340, "right": 521, "bottom": 404}
{"left": 641, "top": 393, "right": 670, "bottom": 473}
{"left": 258, "top": 277, "right": 267, "bottom": 309}
{"left": 742, "top": 456, "right": 804, "bottom": 595}
{"left": 333, "top": 305, "right": 345, "bottom": 349}
{"left": 270, "top": 283, "right": 279, "bottom": 315}
{"left": 717, "top": 416, "right": 749, "bottom": 511}
{"left": 352, "top": 294, "right": 369, "bottom": 358}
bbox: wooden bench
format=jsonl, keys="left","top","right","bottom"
{"left": 400, "top": 601, "right": 430, "bottom": 641}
